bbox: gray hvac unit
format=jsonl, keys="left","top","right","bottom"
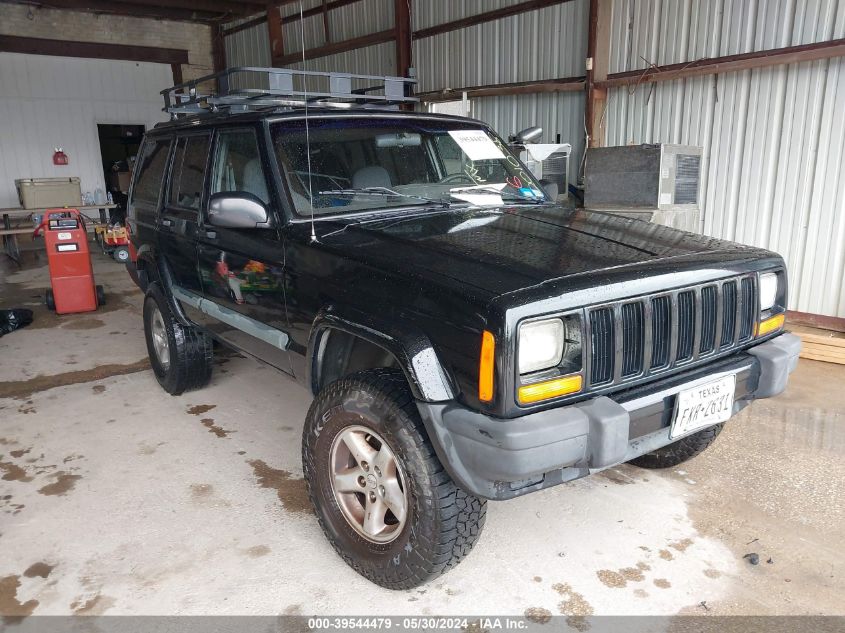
{"left": 519, "top": 143, "right": 571, "bottom": 202}
{"left": 584, "top": 144, "right": 702, "bottom": 210}
{"left": 583, "top": 144, "right": 702, "bottom": 232}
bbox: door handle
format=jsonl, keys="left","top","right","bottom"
{"left": 160, "top": 218, "right": 172, "bottom": 227}
{"left": 203, "top": 230, "right": 217, "bottom": 239}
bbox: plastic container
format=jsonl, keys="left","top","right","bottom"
{"left": 15, "top": 178, "right": 82, "bottom": 209}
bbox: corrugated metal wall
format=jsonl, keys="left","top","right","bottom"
{"left": 222, "top": 0, "right": 589, "bottom": 181}
{"left": 606, "top": 0, "right": 845, "bottom": 318}
{"left": 221, "top": 0, "right": 845, "bottom": 317}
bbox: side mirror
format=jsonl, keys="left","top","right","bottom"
{"left": 510, "top": 126, "right": 543, "bottom": 144}
{"left": 207, "top": 192, "right": 270, "bottom": 229}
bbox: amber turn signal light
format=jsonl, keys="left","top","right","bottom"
{"left": 756, "top": 313, "right": 785, "bottom": 337}
{"left": 478, "top": 330, "right": 495, "bottom": 402}
{"left": 518, "top": 374, "right": 583, "bottom": 404}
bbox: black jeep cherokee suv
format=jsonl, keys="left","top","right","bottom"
{"left": 126, "top": 77, "right": 800, "bottom": 589}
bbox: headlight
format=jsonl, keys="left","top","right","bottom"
{"left": 759, "top": 272, "right": 779, "bottom": 311}
{"left": 518, "top": 318, "right": 564, "bottom": 374}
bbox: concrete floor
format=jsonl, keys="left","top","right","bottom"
{"left": 1, "top": 248, "right": 843, "bottom": 618}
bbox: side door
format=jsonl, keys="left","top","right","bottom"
{"left": 195, "top": 125, "right": 292, "bottom": 374}
{"left": 159, "top": 132, "right": 211, "bottom": 293}
{"left": 126, "top": 136, "right": 172, "bottom": 255}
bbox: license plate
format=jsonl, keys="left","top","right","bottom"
{"left": 671, "top": 375, "right": 736, "bottom": 439}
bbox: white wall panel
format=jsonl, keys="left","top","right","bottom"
{"left": 606, "top": 0, "right": 845, "bottom": 317}
{"left": 0, "top": 53, "right": 171, "bottom": 208}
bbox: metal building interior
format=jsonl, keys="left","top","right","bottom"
{"left": 0, "top": 0, "right": 844, "bottom": 624}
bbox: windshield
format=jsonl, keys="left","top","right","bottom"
{"left": 270, "top": 117, "right": 547, "bottom": 216}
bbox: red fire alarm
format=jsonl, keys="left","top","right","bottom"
{"left": 53, "top": 147, "right": 69, "bottom": 165}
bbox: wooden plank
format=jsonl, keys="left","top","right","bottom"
{"left": 412, "top": 0, "right": 577, "bottom": 40}
{"left": 417, "top": 76, "right": 585, "bottom": 102}
{"left": 800, "top": 350, "right": 845, "bottom": 365}
{"left": 395, "top": 0, "right": 412, "bottom": 78}
{"left": 10, "top": 0, "right": 224, "bottom": 22}
{"left": 267, "top": 5, "right": 285, "bottom": 61}
{"left": 0, "top": 35, "right": 189, "bottom": 65}
{"left": 585, "top": 0, "right": 611, "bottom": 148}
{"left": 599, "top": 38, "right": 845, "bottom": 88}
{"left": 787, "top": 310, "right": 845, "bottom": 333}
{"left": 274, "top": 29, "right": 395, "bottom": 66}
{"left": 799, "top": 333, "right": 845, "bottom": 349}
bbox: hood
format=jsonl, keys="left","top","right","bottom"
{"left": 313, "top": 205, "right": 775, "bottom": 301}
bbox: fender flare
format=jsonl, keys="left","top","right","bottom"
{"left": 307, "top": 307, "right": 457, "bottom": 403}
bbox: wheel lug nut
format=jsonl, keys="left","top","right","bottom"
{"left": 357, "top": 475, "right": 366, "bottom": 487}
{"left": 374, "top": 466, "right": 382, "bottom": 477}
{"left": 361, "top": 461, "right": 369, "bottom": 472}
{"left": 378, "top": 485, "right": 385, "bottom": 497}
{"left": 368, "top": 491, "right": 376, "bottom": 503}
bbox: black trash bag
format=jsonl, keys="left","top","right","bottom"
{"left": 0, "top": 309, "right": 34, "bottom": 336}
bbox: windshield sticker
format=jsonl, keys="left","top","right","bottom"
{"left": 448, "top": 130, "right": 506, "bottom": 161}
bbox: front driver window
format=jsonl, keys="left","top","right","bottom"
{"left": 211, "top": 129, "right": 269, "bottom": 204}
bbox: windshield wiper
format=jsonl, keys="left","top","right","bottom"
{"left": 448, "top": 185, "right": 547, "bottom": 204}
{"left": 317, "top": 187, "right": 450, "bottom": 207}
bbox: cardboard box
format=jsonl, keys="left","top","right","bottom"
{"left": 109, "top": 171, "right": 132, "bottom": 193}
{"left": 16, "top": 177, "right": 82, "bottom": 209}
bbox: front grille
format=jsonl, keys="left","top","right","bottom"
{"left": 589, "top": 308, "right": 615, "bottom": 384}
{"left": 586, "top": 275, "right": 756, "bottom": 390}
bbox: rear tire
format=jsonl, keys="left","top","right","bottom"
{"left": 96, "top": 285, "right": 106, "bottom": 306}
{"left": 629, "top": 423, "right": 724, "bottom": 469}
{"left": 143, "top": 284, "right": 213, "bottom": 395}
{"left": 45, "top": 288, "right": 55, "bottom": 311}
{"left": 303, "top": 368, "right": 486, "bottom": 589}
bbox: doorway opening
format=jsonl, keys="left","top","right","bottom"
{"left": 96, "top": 124, "right": 145, "bottom": 224}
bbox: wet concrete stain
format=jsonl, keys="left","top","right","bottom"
{"left": 200, "top": 418, "right": 234, "bottom": 438}
{"left": 63, "top": 454, "right": 84, "bottom": 463}
{"left": 247, "top": 459, "right": 312, "bottom": 514}
{"left": 636, "top": 561, "right": 651, "bottom": 571}
{"left": 92, "top": 385, "right": 106, "bottom": 394}
{"left": 187, "top": 404, "right": 216, "bottom": 416}
{"left": 703, "top": 568, "right": 721, "bottom": 578}
{"left": 0, "top": 359, "right": 150, "bottom": 400}
{"left": 669, "top": 538, "right": 694, "bottom": 552}
{"left": 653, "top": 578, "right": 671, "bottom": 589}
{"left": 0, "top": 461, "right": 32, "bottom": 482}
{"left": 245, "top": 545, "right": 271, "bottom": 558}
{"left": 524, "top": 607, "right": 552, "bottom": 624}
{"left": 37, "top": 472, "right": 82, "bottom": 496}
{"left": 17, "top": 403, "right": 36, "bottom": 414}
{"left": 9, "top": 448, "right": 31, "bottom": 459}
{"left": 71, "top": 593, "right": 115, "bottom": 615}
{"left": 1, "top": 495, "right": 25, "bottom": 515}
{"left": 190, "top": 484, "right": 213, "bottom": 499}
{"left": 23, "top": 562, "right": 54, "bottom": 579}
{"left": 60, "top": 318, "right": 105, "bottom": 331}
{"left": 0, "top": 575, "right": 39, "bottom": 622}
{"left": 634, "top": 589, "right": 649, "bottom": 599}
{"left": 619, "top": 567, "right": 645, "bottom": 582}
{"left": 283, "top": 604, "right": 303, "bottom": 615}
{"left": 659, "top": 549, "right": 674, "bottom": 561}
{"left": 552, "top": 582, "right": 594, "bottom": 619}
{"left": 596, "top": 569, "right": 627, "bottom": 588}
{"left": 532, "top": 576, "right": 543, "bottom": 583}
{"left": 598, "top": 470, "right": 634, "bottom": 485}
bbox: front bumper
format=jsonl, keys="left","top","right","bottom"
{"left": 417, "top": 332, "right": 801, "bottom": 500}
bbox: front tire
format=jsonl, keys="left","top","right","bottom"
{"left": 143, "top": 284, "right": 213, "bottom": 395}
{"left": 303, "top": 368, "right": 486, "bottom": 589}
{"left": 629, "top": 423, "right": 724, "bottom": 469}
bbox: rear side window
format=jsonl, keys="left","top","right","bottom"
{"left": 210, "top": 129, "right": 269, "bottom": 204}
{"left": 131, "top": 138, "right": 171, "bottom": 207}
{"left": 169, "top": 134, "right": 211, "bottom": 211}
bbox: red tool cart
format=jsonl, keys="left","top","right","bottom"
{"left": 33, "top": 209, "right": 105, "bottom": 314}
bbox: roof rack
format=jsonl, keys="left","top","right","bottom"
{"left": 162, "top": 66, "right": 418, "bottom": 118}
